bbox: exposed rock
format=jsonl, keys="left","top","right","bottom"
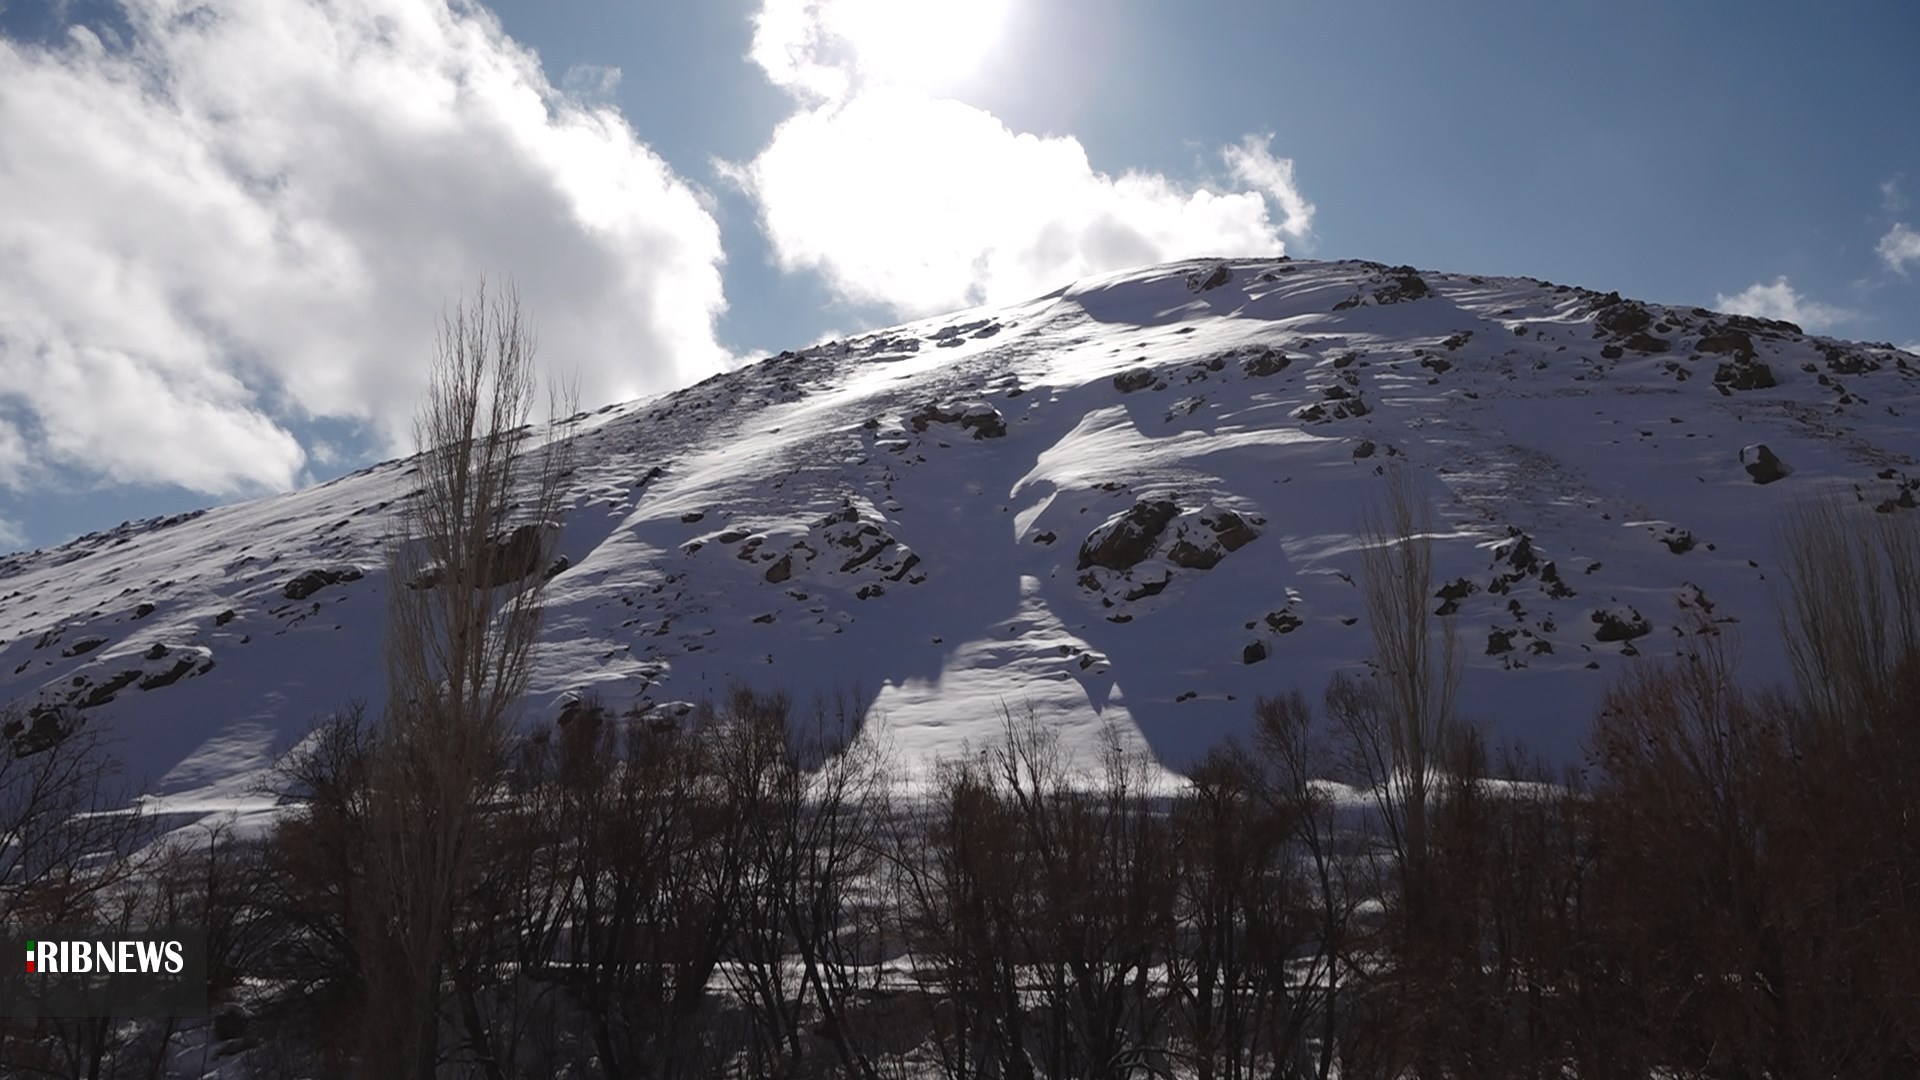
{"left": 1242, "top": 641, "right": 1268, "bottom": 664}
{"left": 133, "top": 602, "right": 155, "bottom": 620}
{"left": 1713, "top": 360, "right": 1777, "bottom": 391}
{"left": 1353, "top": 439, "right": 1378, "bottom": 460}
{"left": 139, "top": 657, "right": 201, "bottom": 690}
{"left": 1434, "top": 577, "right": 1477, "bottom": 616}
{"left": 1166, "top": 538, "right": 1223, "bottom": 570}
{"left": 62, "top": 636, "right": 107, "bottom": 658}
{"left": 908, "top": 402, "right": 963, "bottom": 431}
{"left": 1123, "top": 574, "right": 1170, "bottom": 601}
{"left": 5, "top": 708, "right": 74, "bottom": 756}
{"left": 764, "top": 554, "right": 793, "bottom": 584}
{"left": 1202, "top": 510, "right": 1259, "bottom": 551}
{"left": 1114, "top": 367, "right": 1157, "bottom": 393}
{"left": 1381, "top": 266, "right": 1430, "bottom": 302}
{"left": 481, "top": 524, "right": 552, "bottom": 588}
{"left": 911, "top": 401, "right": 1006, "bottom": 438}
{"left": 1594, "top": 300, "right": 1652, "bottom": 337}
{"left": 1697, "top": 328, "right": 1756, "bottom": 360}
{"left": 284, "top": 566, "right": 364, "bottom": 601}
{"left": 958, "top": 404, "right": 1007, "bottom": 439}
{"left": 1190, "top": 263, "right": 1232, "bottom": 292}
{"left": 1819, "top": 343, "right": 1880, "bottom": 375}
{"left": 1622, "top": 332, "right": 1671, "bottom": 353}
{"left": 1487, "top": 629, "right": 1516, "bottom": 655}
{"left": 1724, "top": 312, "right": 1800, "bottom": 336}
{"left": 1741, "top": 444, "right": 1790, "bottom": 485}
{"left": 1264, "top": 609, "right": 1302, "bottom": 634}
{"left": 1494, "top": 529, "right": 1542, "bottom": 576}
{"left": 680, "top": 511, "right": 705, "bottom": 523}
{"left": 1241, "top": 348, "right": 1291, "bottom": 377}
{"left": 80, "top": 669, "right": 143, "bottom": 707}
{"left": 1078, "top": 499, "right": 1179, "bottom": 572}
{"left": 1592, "top": 607, "right": 1651, "bottom": 643}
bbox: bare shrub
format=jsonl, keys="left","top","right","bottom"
{"left": 1777, "top": 493, "right": 1920, "bottom": 736}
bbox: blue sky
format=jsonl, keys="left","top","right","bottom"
{"left": 1, "top": 0, "right": 1916, "bottom": 552}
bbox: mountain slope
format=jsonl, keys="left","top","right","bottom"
{"left": 4, "top": 257, "right": 1917, "bottom": 814}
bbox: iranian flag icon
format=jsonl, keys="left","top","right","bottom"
{"left": 25, "top": 941, "right": 35, "bottom": 973}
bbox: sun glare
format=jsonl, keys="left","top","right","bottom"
{"left": 826, "top": 0, "right": 1012, "bottom": 91}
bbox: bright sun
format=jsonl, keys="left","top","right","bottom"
{"left": 826, "top": 0, "right": 1012, "bottom": 91}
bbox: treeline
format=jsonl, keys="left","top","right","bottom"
{"left": 5, "top": 622, "right": 1917, "bottom": 1078}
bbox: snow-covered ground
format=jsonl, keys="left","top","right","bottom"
{"left": 4, "top": 257, "right": 1917, "bottom": 816}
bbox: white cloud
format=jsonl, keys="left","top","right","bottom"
{"left": 0, "top": 515, "right": 23, "bottom": 552}
{"left": 0, "top": 1, "right": 729, "bottom": 497}
{"left": 561, "top": 62, "right": 622, "bottom": 105}
{"left": 1878, "top": 223, "right": 1920, "bottom": 275}
{"left": 1223, "top": 133, "right": 1314, "bottom": 244}
{"left": 1713, "top": 277, "right": 1850, "bottom": 332}
{"left": 1882, "top": 177, "right": 1906, "bottom": 215}
{"left": 733, "top": 0, "right": 1315, "bottom": 318}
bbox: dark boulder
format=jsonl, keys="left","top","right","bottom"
{"left": 958, "top": 405, "right": 1007, "bottom": 439}
{"left": 1697, "top": 327, "right": 1756, "bottom": 360}
{"left": 61, "top": 636, "right": 107, "bottom": 658}
{"left": 1202, "top": 510, "right": 1259, "bottom": 551}
{"left": 1241, "top": 348, "right": 1291, "bottom": 377}
{"left": 1190, "top": 263, "right": 1232, "bottom": 292}
{"left": 1592, "top": 607, "right": 1651, "bottom": 643}
{"left": 1595, "top": 301, "right": 1652, "bottom": 337}
{"left": 1713, "top": 360, "right": 1777, "bottom": 391}
{"left": 284, "top": 566, "right": 363, "bottom": 601}
{"left": 1166, "top": 538, "right": 1222, "bottom": 570}
{"left": 1740, "top": 444, "right": 1790, "bottom": 485}
{"left": 1078, "top": 499, "right": 1179, "bottom": 572}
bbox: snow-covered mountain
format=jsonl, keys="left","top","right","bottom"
{"left": 5, "top": 258, "right": 1917, "bottom": 816}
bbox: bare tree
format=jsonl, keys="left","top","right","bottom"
{"left": 361, "top": 278, "right": 574, "bottom": 1080}
{"left": 0, "top": 705, "right": 147, "bottom": 930}
{"left": 1348, "top": 464, "right": 1460, "bottom": 903}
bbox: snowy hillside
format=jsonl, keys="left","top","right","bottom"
{"left": 4, "top": 257, "right": 1918, "bottom": 815}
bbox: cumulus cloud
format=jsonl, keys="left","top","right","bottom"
{"left": 0, "top": 1, "right": 728, "bottom": 497}
{"left": 1713, "top": 277, "right": 1850, "bottom": 332}
{"left": 1878, "top": 223, "right": 1920, "bottom": 275}
{"left": 731, "top": 0, "right": 1315, "bottom": 318}
{"left": 1223, "top": 133, "right": 1315, "bottom": 244}
{"left": 1882, "top": 177, "right": 1906, "bottom": 215}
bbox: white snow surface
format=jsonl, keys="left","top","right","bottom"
{"left": 4, "top": 258, "right": 1918, "bottom": 816}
